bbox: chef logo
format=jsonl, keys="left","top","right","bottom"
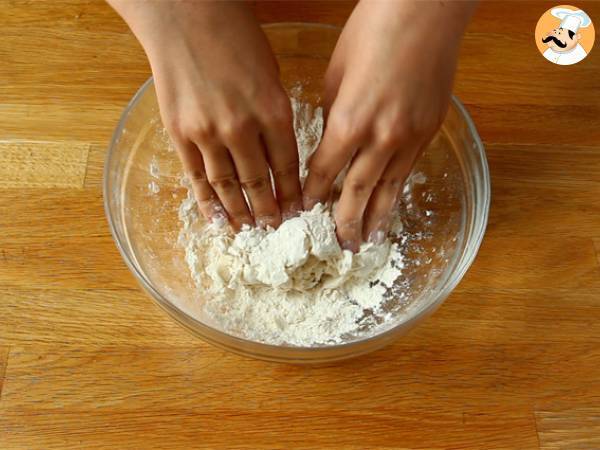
{"left": 535, "top": 5, "right": 594, "bottom": 65}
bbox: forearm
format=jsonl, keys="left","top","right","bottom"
{"left": 107, "top": 0, "right": 252, "bottom": 21}
{"left": 357, "top": 0, "right": 477, "bottom": 44}
{"left": 106, "top": 1, "right": 255, "bottom": 48}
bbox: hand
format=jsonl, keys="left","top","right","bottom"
{"left": 303, "top": 0, "right": 475, "bottom": 251}
{"left": 109, "top": 1, "right": 302, "bottom": 229}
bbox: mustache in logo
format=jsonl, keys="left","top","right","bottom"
{"left": 542, "top": 35, "right": 567, "bottom": 48}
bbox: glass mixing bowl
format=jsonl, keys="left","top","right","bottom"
{"left": 104, "top": 23, "right": 490, "bottom": 363}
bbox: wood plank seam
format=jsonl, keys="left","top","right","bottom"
{"left": 83, "top": 148, "right": 93, "bottom": 188}
{"left": 483, "top": 142, "right": 600, "bottom": 150}
{"left": 533, "top": 408, "right": 542, "bottom": 450}
{"left": 0, "top": 346, "right": 11, "bottom": 401}
{"left": 593, "top": 240, "right": 600, "bottom": 270}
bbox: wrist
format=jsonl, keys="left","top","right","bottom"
{"left": 107, "top": 0, "right": 173, "bottom": 44}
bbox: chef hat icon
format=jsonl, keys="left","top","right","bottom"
{"left": 551, "top": 7, "right": 592, "bottom": 33}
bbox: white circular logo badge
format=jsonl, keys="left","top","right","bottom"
{"left": 535, "top": 5, "right": 595, "bottom": 65}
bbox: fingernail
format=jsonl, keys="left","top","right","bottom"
{"left": 368, "top": 230, "right": 386, "bottom": 245}
{"left": 282, "top": 210, "right": 299, "bottom": 221}
{"left": 282, "top": 202, "right": 303, "bottom": 221}
{"left": 256, "top": 215, "right": 278, "bottom": 229}
{"left": 211, "top": 212, "right": 228, "bottom": 228}
{"left": 341, "top": 240, "right": 359, "bottom": 253}
{"left": 368, "top": 215, "right": 391, "bottom": 244}
{"left": 209, "top": 200, "right": 225, "bottom": 214}
{"left": 236, "top": 216, "right": 254, "bottom": 230}
{"left": 303, "top": 195, "right": 319, "bottom": 211}
{"left": 206, "top": 200, "right": 228, "bottom": 228}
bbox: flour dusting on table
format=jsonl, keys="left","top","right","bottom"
{"left": 177, "top": 97, "right": 415, "bottom": 346}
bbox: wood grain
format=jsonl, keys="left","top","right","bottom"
{"left": 0, "top": 141, "right": 90, "bottom": 188}
{"left": 1, "top": 0, "right": 600, "bottom": 448}
{"left": 488, "top": 181, "right": 600, "bottom": 238}
{"left": 2, "top": 288, "right": 599, "bottom": 347}
{"left": 0, "top": 188, "right": 134, "bottom": 289}
{"left": 465, "top": 236, "right": 600, "bottom": 289}
{"left": 486, "top": 143, "right": 600, "bottom": 186}
{"left": 1, "top": 341, "right": 598, "bottom": 409}
{"left": 536, "top": 405, "right": 600, "bottom": 449}
{"left": 0, "top": 409, "right": 539, "bottom": 450}
{"left": 0, "top": 289, "right": 194, "bottom": 346}
{"left": 419, "top": 288, "right": 600, "bottom": 345}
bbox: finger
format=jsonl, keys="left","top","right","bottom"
{"left": 323, "top": 67, "right": 344, "bottom": 117}
{"left": 363, "top": 145, "right": 423, "bottom": 243}
{"left": 261, "top": 123, "right": 303, "bottom": 221}
{"left": 322, "top": 33, "right": 348, "bottom": 115}
{"left": 334, "top": 145, "right": 394, "bottom": 252}
{"left": 302, "top": 115, "right": 360, "bottom": 210}
{"left": 229, "top": 135, "right": 281, "bottom": 229}
{"left": 175, "top": 140, "right": 225, "bottom": 224}
{"left": 200, "top": 144, "right": 253, "bottom": 230}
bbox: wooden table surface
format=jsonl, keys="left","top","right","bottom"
{"left": 1, "top": 1, "right": 600, "bottom": 448}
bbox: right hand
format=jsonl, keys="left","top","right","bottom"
{"left": 109, "top": 0, "right": 302, "bottom": 229}
{"left": 303, "top": 0, "right": 472, "bottom": 251}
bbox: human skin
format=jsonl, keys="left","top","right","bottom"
{"left": 303, "top": 0, "right": 476, "bottom": 251}
{"left": 108, "top": 0, "right": 476, "bottom": 249}
{"left": 108, "top": 0, "right": 302, "bottom": 230}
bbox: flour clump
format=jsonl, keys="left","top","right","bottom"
{"left": 178, "top": 95, "right": 409, "bottom": 346}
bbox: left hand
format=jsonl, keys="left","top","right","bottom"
{"left": 303, "top": 0, "right": 475, "bottom": 251}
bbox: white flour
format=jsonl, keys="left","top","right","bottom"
{"left": 177, "top": 97, "right": 409, "bottom": 346}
